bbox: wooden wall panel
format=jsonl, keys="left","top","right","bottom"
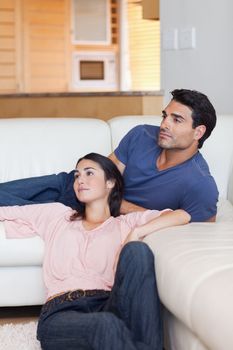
{"left": 0, "top": 11, "right": 15, "bottom": 22}
{"left": 0, "top": 51, "right": 15, "bottom": 63}
{"left": 142, "top": 0, "right": 159, "bottom": 20}
{"left": 0, "top": 78, "right": 17, "bottom": 90}
{"left": 0, "top": 23, "right": 15, "bottom": 36}
{"left": 0, "top": 37, "right": 15, "bottom": 49}
{"left": 0, "top": 0, "right": 19, "bottom": 93}
{"left": 1, "top": 0, "right": 15, "bottom": 9}
{"left": 22, "top": 0, "right": 69, "bottom": 92}
{"left": 0, "top": 65, "right": 15, "bottom": 76}
{"left": 0, "top": 94, "right": 163, "bottom": 119}
{"left": 30, "top": 52, "right": 65, "bottom": 64}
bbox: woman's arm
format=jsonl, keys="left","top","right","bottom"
{"left": 113, "top": 209, "right": 190, "bottom": 272}
{"left": 0, "top": 203, "right": 68, "bottom": 239}
{"left": 124, "top": 209, "right": 190, "bottom": 244}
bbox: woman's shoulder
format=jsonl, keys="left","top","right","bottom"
{"left": 36, "top": 202, "right": 74, "bottom": 218}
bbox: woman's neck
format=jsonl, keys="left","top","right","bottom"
{"left": 83, "top": 202, "right": 111, "bottom": 229}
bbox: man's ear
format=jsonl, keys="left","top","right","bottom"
{"left": 194, "top": 125, "right": 206, "bottom": 140}
{"left": 106, "top": 179, "right": 115, "bottom": 189}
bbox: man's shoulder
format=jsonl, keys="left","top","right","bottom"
{"left": 129, "top": 124, "right": 159, "bottom": 134}
{"left": 181, "top": 152, "right": 218, "bottom": 192}
{"left": 127, "top": 124, "right": 160, "bottom": 143}
{"left": 170, "top": 152, "right": 216, "bottom": 187}
{"left": 118, "top": 124, "right": 160, "bottom": 148}
{"left": 190, "top": 151, "right": 212, "bottom": 176}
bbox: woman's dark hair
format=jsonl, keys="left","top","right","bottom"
{"left": 171, "top": 89, "right": 217, "bottom": 148}
{"left": 70, "top": 152, "right": 124, "bottom": 221}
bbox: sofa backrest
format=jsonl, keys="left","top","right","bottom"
{"left": 0, "top": 118, "right": 111, "bottom": 182}
{"left": 201, "top": 115, "right": 233, "bottom": 199}
{"left": 108, "top": 115, "right": 162, "bottom": 149}
{"left": 108, "top": 115, "right": 233, "bottom": 200}
{"left": 1, "top": 115, "right": 232, "bottom": 200}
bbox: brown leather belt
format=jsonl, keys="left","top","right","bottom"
{"left": 42, "top": 289, "right": 110, "bottom": 314}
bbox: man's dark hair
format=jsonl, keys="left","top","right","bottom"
{"left": 70, "top": 152, "right": 124, "bottom": 221}
{"left": 171, "top": 89, "right": 217, "bottom": 148}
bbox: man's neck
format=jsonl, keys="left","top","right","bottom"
{"left": 157, "top": 148, "right": 198, "bottom": 171}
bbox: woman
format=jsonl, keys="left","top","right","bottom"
{"left": 0, "top": 153, "right": 190, "bottom": 350}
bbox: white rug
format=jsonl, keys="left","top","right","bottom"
{"left": 0, "top": 321, "right": 41, "bottom": 350}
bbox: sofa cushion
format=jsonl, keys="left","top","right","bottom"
{"left": 0, "top": 118, "right": 111, "bottom": 182}
{"left": 108, "top": 115, "right": 162, "bottom": 150}
{"left": 0, "top": 222, "right": 44, "bottom": 266}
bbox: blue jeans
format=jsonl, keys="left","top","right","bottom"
{"left": 37, "top": 242, "right": 163, "bottom": 350}
{"left": 0, "top": 171, "right": 81, "bottom": 210}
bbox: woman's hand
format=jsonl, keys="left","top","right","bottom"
{"left": 113, "top": 209, "right": 190, "bottom": 274}
{"left": 112, "top": 229, "right": 139, "bottom": 273}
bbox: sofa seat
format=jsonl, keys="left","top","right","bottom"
{"left": 145, "top": 222, "right": 233, "bottom": 350}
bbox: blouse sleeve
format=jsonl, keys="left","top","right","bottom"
{"left": 119, "top": 209, "right": 171, "bottom": 242}
{"left": 0, "top": 203, "right": 70, "bottom": 240}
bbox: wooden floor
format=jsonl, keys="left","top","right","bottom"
{"left": 0, "top": 305, "right": 42, "bottom": 325}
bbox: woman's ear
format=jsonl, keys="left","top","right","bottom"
{"left": 106, "top": 179, "right": 115, "bottom": 189}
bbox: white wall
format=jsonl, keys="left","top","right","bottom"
{"left": 160, "top": 0, "right": 233, "bottom": 114}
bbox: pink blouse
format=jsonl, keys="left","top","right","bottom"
{"left": 0, "top": 203, "right": 162, "bottom": 299}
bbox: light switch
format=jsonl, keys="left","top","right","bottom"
{"left": 179, "top": 28, "right": 196, "bottom": 49}
{"left": 162, "top": 29, "right": 178, "bottom": 50}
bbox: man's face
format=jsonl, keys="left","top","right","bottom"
{"left": 158, "top": 100, "right": 201, "bottom": 150}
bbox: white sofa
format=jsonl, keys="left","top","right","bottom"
{"left": 0, "top": 115, "right": 233, "bottom": 350}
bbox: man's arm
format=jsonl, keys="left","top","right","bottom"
{"left": 108, "top": 152, "right": 125, "bottom": 174}
{"left": 120, "top": 199, "right": 147, "bottom": 214}
{"left": 109, "top": 152, "right": 147, "bottom": 214}
{"left": 182, "top": 179, "right": 218, "bottom": 223}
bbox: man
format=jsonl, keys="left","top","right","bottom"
{"left": 0, "top": 89, "right": 218, "bottom": 222}
{"left": 109, "top": 89, "right": 218, "bottom": 222}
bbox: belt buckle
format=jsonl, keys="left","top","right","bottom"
{"left": 67, "top": 289, "right": 85, "bottom": 301}
{"left": 77, "top": 289, "right": 86, "bottom": 298}
{"left": 67, "top": 291, "right": 74, "bottom": 301}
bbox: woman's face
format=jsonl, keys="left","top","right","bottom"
{"left": 73, "top": 159, "right": 113, "bottom": 204}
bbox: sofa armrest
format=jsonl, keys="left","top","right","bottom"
{"left": 227, "top": 164, "right": 233, "bottom": 205}
{"left": 216, "top": 198, "right": 233, "bottom": 222}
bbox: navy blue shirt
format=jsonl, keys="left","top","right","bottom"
{"left": 114, "top": 125, "right": 219, "bottom": 222}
